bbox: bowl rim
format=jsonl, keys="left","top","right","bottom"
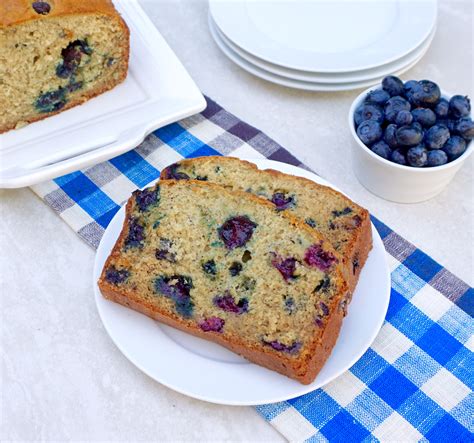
{"left": 348, "top": 85, "right": 474, "bottom": 172}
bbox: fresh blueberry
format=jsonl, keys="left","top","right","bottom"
{"left": 154, "top": 275, "right": 194, "bottom": 317}
{"left": 134, "top": 187, "right": 160, "bottom": 212}
{"left": 271, "top": 255, "right": 299, "bottom": 281}
{"left": 202, "top": 259, "right": 217, "bottom": 275}
{"left": 449, "top": 95, "right": 471, "bottom": 119}
{"left": 411, "top": 108, "right": 436, "bottom": 127}
{"left": 425, "top": 124, "right": 450, "bottom": 149}
{"left": 199, "top": 317, "right": 225, "bottom": 333}
{"left": 437, "top": 118, "right": 456, "bottom": 132}
{"left": 228, "top": 261, "right": 243, "bottom": 276}
{"left": 434, "top": 98, "right": 449, "bottom": 118}
{"left": 356, "top": 120, "right": 383, "bottom": 146}
{"left": 395, "top": 110, "right": 413, "bottom": 126}
{"left": 384, "top": 123, "right": 399, "bottom": 148}
{"left": 304, "top": 243, "right": 337, "bottom": 271}
{"left": 32, "top": 1, "right": 50, "bottom": 14}
{"left": 390, "top": 148, "right": 407, "bottom": 165}
{"left": 305, "top": 218, "right": 317, "bottom": 228}
{"left": 427, "top": 150, "right": 448, "bottom": 166}
{"left": 396, "top": 124, "right": 424, "bottom": 147}
{"left": 403, "top": 80, "right": 419, "bottom": 101}
{"left": 218, "top": 216, "right": 257, "bottom": 250}
{"left": 385, "top": 96, "right": 411, "bottom": 122}
{"left": 412, "top": 121, "right": 423, "bottom": 132}
{"left": 35, "top": 88, "right": 67, "bottom": 113}
{"left": 408, "top": 80, "right": 441, "bottom": 107}
{"left": 453, "top": 118, "right": 474, "bottom": 140}
{"left": 105, "top": 266, "right": 129, "bottom": 285}
{"left": 213, "top": 293, "right": 248, "bottom": 314}
{"left": 442, "top": 136, "right": 467, "bottom": 160}
{"left": 382, "top": 75, "right": 404, "bottom": 96}
{"left": 270, "top": 192, "right": 296, "bottom": 211}
{"left": 354, "top": 103, "right": 384, "bottom": 126}
{"left": 262, "top": 340, "right": 302, "bottom": 354}
{"left": 370, "top": 140, "right": 392, "bottom": 159}
{"left": 406, "top": 145, "right": 428, "bottom": 167}
{"left": 365, "top": 88, "right": 391, "bottom": 106}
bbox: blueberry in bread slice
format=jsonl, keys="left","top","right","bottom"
{"left": 0, "top": 0, "right": 129, "bottom": 133}
{"left": 160, "top": 157, "right": 372, "bottom": 301}
{"left": 98, "top": 180, "right": 349, "bottom": 384}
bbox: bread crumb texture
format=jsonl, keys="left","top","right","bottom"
{"left": 160, "top": 157, "right": 373, "bottom": 295}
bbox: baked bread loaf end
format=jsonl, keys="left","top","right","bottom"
{"left": 0, "top": 0, "right": 129, "bottom": 133}
{"left": 98, "top": 180, "right": 350, "bottom": 384}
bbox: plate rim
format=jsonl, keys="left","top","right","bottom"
{"left": 93, "top": 158, "right": 391, "bottom": 405}
{"left": 209, "top": 0, "right": 437, "bottom": 73}
{"left": 211, "top": 14, "right": 436, "bottom": 84}
{"left": 208, "top": 15, "right": 431, "bottom": 92}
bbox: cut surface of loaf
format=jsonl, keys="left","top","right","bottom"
{"left": 160, "top": 157, "right": 372, "bottom": 298}
{"left": 98, "top": 180, "right": 349, "bottom": 384}
{"left": 0, "top": 0, "right": 129, "bottom": 133}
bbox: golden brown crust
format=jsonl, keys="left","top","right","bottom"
{"left": 340, "top": 209, "right": 372, "bottom": 301}
{"left": 98, "top": 180, "right": 349, "bottom": 384}
{"left": 1, "top": 0, "right": 124, "bottom": 28}
{"left": 161, "top": 156, "right": 373, "bottom": 297}
{"left": 100, "top": 281, "right": 346, "bottom": 384}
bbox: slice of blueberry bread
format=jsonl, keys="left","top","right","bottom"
{"left": 98, "top": 180, "right": 349, "bottom": 384}
{"left": 160, "top": 157, "right": 372, "bottom": 300}
{"left": 0, "top": 0, "right": 129, "bottom": 133}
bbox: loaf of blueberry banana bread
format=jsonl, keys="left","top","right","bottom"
{"left": 0, "top": 0, "right": 129, "bottom": 133}
{"left": 98, "top": 180, "right": 349, "bottom": 384}
{"left": 161, "top": 157, "right": 372, "bottom": 299}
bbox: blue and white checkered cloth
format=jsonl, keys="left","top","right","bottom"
{"left": 31, "top": 97, "right": 473, "bottom": 442}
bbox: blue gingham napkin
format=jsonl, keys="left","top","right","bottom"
{"left": 31, "top": 97, "right": 473, "bottom": 442}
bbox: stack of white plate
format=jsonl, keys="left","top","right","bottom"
{"left": 209, "top": 0, "right": 437, "bottom": 91}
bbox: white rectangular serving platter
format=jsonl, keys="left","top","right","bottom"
{"left": 0, "top": 0, "right": 206, "bottom": 188}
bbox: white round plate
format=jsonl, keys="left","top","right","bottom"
{"left": 209, "top": 0, "right": 437, "bottom": 73}
{"left": 209, "top": 16, "right": 429, "bottom": 92}
{"left": 212, "top": 14, "right": 436, "bottom": 84}
{"left": 93, "top": 159, "right": 391, "bottom": 405}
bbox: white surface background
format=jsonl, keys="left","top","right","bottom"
{"left": 1, "top": 0, "right": 472, "bottom": 441}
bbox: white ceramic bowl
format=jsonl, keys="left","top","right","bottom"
{"left": 349, "top": 86, "right": 473, "bottom": 203}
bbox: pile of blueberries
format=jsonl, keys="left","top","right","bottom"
{"left": 354, "top": 76, "right": 474, "bottom": 167}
